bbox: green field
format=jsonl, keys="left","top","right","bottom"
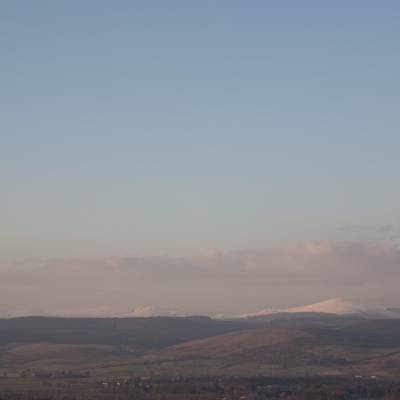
{"left": 0, "top": 340, "right": 386, "bottom": 382}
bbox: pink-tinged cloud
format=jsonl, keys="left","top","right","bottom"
{"left": 0, "top": 241, "right": 399, "bottom": 315}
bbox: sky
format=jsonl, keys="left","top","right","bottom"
{"left": 1, "top": 1, "right": 400, "bottom": 315}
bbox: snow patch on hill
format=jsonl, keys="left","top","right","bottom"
{"left": 231, "top": 298, "right": 400, "bottom": 319}
{"left": 1, "top": 306, "right": 190, "bottom": 318}
{"left": 122, "top": 306, "right": 189, "bottom": 317}
{"left": 2, "top": 299, "right": 399, "bottom": 319}
{"left": 282, "top": 298, "right": 369, "bottom": 315}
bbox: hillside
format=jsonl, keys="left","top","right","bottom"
{"left": 0, "top": 316, "right": 259, "bottom": 348}
{"left": 163, "top": 328, "right": 310, "bottom": 359}
{"left": 157, "top": 323, "right": 400, "bottom": 378}
{"left": 231, "top": 298, "right": 400, "bottom": 321}
{"left": 2, "top": 315, "right": 400, "bottom": 380}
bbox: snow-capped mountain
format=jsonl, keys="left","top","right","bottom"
{"left": 121, "top": 306, "right": 189, "bottom": 317}
{"left": 1, "top": 306, "right": 190, "bottom": 318}
{"left": 2, "top": 299, "right": 400, "bottom": 319}
{"left": 230, "top": 298, "right": 400, "bottom": 320}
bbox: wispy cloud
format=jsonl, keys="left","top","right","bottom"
{"left": 1, "top": 241, "right": 399, "bottom": 315}
{"left": 340, "top": 225, "right": 394, "bottom": 233}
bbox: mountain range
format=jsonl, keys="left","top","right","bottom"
{"left": 2, "top": 298, "right": 399, "bottom": 320}
{"left": 228, "top": 298, "right": 400, "bottom": 321}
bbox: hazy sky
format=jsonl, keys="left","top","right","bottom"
{"left": 1, "top": 1, "right": 400, "bottom": 314}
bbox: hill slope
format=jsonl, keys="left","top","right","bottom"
{"left": 163, "top": 328, "right": 310, "bottom": 359}
{"left": 0, "top": 316, "right": 259, "bottom": 348}
{"left": 232, "top": 299, "right": 400, "bottom": 321}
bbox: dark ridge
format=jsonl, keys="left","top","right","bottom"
{"left": 0, "top": 316, "right": 261, "bottom": 348}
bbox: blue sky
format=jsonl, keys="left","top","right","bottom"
{"left": 1, "top": 0, "right": 400, "bottom": 266}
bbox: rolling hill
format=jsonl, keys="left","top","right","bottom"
{"left": 2, "top": 313, "right": 400, "bottom": 379}
{"left": 230, "top": 298, "right": 400, "bottom": 321}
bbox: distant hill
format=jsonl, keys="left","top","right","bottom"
{"left": 229, "top": 299, "right": 400, "bottom": 322}
{"left": 4, "top": 298, "right": 399, "bottom": 320}
{"left": 0, "top": 316, "right": 259, "bottom": 348}
{"left": 342, "top": 319, "right": 400, "bottom": 347}
{"left": 1, "top": 305, "right": 191, "bottom": 318}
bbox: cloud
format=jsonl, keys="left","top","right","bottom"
{"left": 1, "top": 241, "right": 399, "bottom": 314}
{"left": 340, "top": 225, "right": 394, "bottom": 233}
